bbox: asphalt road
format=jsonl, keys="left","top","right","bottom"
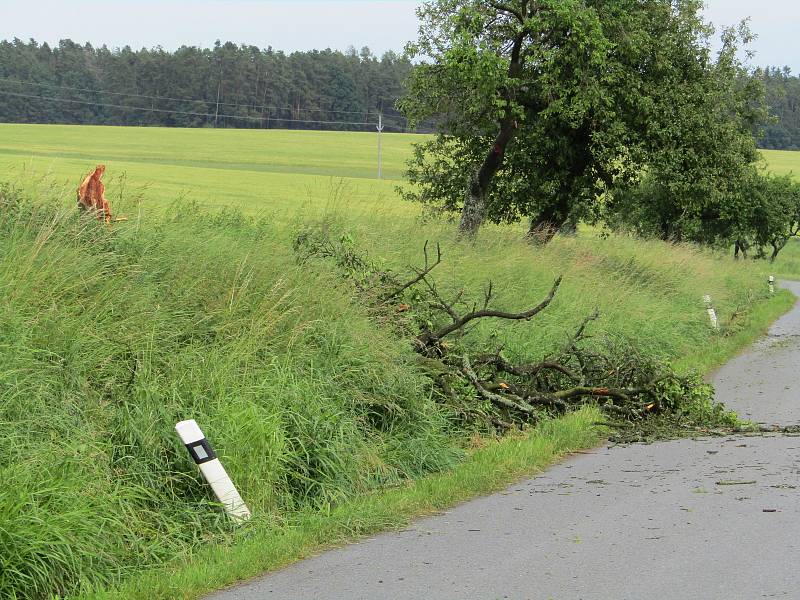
{"left": 208, "top": 282, "right": 800, "bottom": 600}
{"left": 712, "top": 280, "right": 800, "bottom": 426}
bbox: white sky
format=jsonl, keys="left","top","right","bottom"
{"left": 1, "top": 0, "right": 798, "bottom": 71}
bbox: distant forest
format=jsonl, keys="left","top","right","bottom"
{"left": 758, "top": 67, "right": 800, "bottom": 150}
{"left": 0, "top": 38, "right": 416, "bottom": 132}
{"left": 0, "top": 38, "right": 799, "bottom": 147}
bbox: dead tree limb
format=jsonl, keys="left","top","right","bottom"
{"left": 561, "top": 309, "right": 600, "bottom": 355}
{"left": 552, "top": 386, "right": 634, "bottom": 403}
{"left": 417, "top": 276, "right": 563, "bottom": 348}
{"left": 462, "top": 355, "right": 537, "bottom": 417}
{"left": 474, "top": 353, "right": 579, "bottom": 381}
{"left": 424, "top": 278, "right": 463, "bottom": 323}
{"left": 381, "top": 241, "right": 442, "bottom": 302}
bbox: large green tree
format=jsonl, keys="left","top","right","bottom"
{"left": 605, "top": 21, "right": 767, "bottom": 246}
{"left": 400, "top": 0, "right": 764, "bottom": 240}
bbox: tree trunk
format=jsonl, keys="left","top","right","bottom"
{"left": 734, "top": 239, "right": 748, "bottom": 259}
{"left": 458, "top": 31, "right": 526, "bottom": 238}
{"left": 527, "top": 195, "right": 572, "bottom": 244}
{"left": 770, "top": 238, "right": 786, "bottom": 262}
{"left": 460, "top": 170, "right": 488, "bottom": 236}
{"left": 527, "top": 220, "right": 562, "bottom": 245}
{"left": 458, "top": 118, "right": 518, "bottom": 237}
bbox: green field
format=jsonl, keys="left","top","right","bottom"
{"left": 0, "top": 123, "right": 798, "bottom": 600}
{"left": 0, "top": 123, "right": 796, "bottom": 220}
{"left": 0, "top": 124, "right": 414, "bottom": 222}
{"left": 760, "top": 149, "right": 800, "bottom": 179}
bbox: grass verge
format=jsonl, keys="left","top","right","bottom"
{"left": 79, "top": 285, "right": 794, "bottom": 600}
{"left": 0, "top": 173, "right": 793, "bottom": 600}
{"left": 81, "top": 408, "right": 606, "bottom": 599}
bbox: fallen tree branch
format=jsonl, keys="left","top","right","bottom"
{"left": 381, "top": 240, "right": 442, "bottom": 302}
{"left": 462, "top": 355, "right": 537, "bottom": 417}
{"left": 294, "top": 226, "right": 724, "bottom": 435}
{"left": 417, "top": 276, "right": 562, "bottom": 348}
{"left": 474, "top": 353, "right": 580, "bottom": 381}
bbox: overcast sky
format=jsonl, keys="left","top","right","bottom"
{"left": 1, "top": 0, "right": 798, "bottom": 72}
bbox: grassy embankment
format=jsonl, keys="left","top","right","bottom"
{"left": 0, "top": 124, "right": 797, "bottom": 599}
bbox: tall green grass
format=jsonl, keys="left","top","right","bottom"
{"left": 0, "top": 184, "right": 460, "bottom": 598}
{"left": 303, "top": 195, "right": 786, "bottom": 374}
{"left": 0, "top": 175, "right": 792, "bottom": 599}
{"left": 90, "top": 407, "right": 607, "bottom": 600}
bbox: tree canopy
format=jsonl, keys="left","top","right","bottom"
{"left": 400, "top": 0, "right": 766, "bottom": 240}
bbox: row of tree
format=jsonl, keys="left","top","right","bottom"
{"left": 0, "top": 38, "right": 414, "bottom": 131}
{"left": 400, "top": 0, "right": 800, "bottom": 260}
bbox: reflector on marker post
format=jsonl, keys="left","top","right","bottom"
{"left": 769, "top": 275, "right": 775, "bottom": 295}
{"left": 175, "top": 419, "right": 251, "bottom": 522}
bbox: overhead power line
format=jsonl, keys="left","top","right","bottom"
{"left": 0, "top": 89, "right": 405, "bottom": 128}
{"left": 0, "top": 76, "right": 407, "bottom": 122}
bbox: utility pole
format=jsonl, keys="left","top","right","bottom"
{"left": 214, "top": 64, "right": 222, "bottom": 128}
{"left": 377, "top": 113, "right": 384, "bottom": 179}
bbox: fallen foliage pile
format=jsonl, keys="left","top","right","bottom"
{"left": 294, "top": 222, "right": 738, "bottom": 437}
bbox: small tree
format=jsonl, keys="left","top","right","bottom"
{"left": 746, "top": 174, "right": 800, "bottom": 261}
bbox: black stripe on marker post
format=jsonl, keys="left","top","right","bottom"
{"left": 186, "top": 438, "right": 217, "bottom": 464}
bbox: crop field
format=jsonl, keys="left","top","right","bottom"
{"left": 0, "top": 123, "right": 796, "bottom": 221}
{"left": 761, "top": 149, "right": 800, "bottom": 179}
{"left": 2, "top": 123, "right": 796, "bottom": 372}
{"left": 0, "top": 124, "right": 414, "bottom": 221}
{"left": 0, "top": 123, "right": 798, "bottom": 599}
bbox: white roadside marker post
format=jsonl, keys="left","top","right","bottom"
{"left": 703, "top": 294, "right": 719, "bottom": 330}
{"left": 175, "top": 419, "right": 251, "bottom": 522}
{"left": 769, "top": 275, "right": 775, "bottom": 295}
{"left": 376, "top": 113, "right": 384, "bottom": 180}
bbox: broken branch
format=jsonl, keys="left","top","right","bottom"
{"left": 417, "top": 276, "right": 562, "bottom": 347}
{"left": 381, "top": 240, "right": 442, "bottom": 302}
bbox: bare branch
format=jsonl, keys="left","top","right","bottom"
{"left": 381, "top": 241, "right": 442, "bottom": 302}
{"left": 483, "top": 281, "right": 494, "bottom": 310}
{"left": 569, "top": 309, "right": 601, "bottom": 347}
{"left": 462, "top": 355, "right": 537, "bottom": 417}
{"left": 474, "top": 353, "right": 579, "bottom": 381}
{"left": 523, "top": 361, "right": 579, "bottom": 380}
{"left": 488, "top": 1, "right": 524, "bottom": 23}
{"left": 423, "top": 277, "right": 462, "bottom": 323}
{"left": 418, "top": 276, "right": 563, "bottom": 346}
{"left": 552, "top": 374, "right": 681, "bottom": 404}
{"left": 553, "top": 386, "right": 633, "bottom": 403}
